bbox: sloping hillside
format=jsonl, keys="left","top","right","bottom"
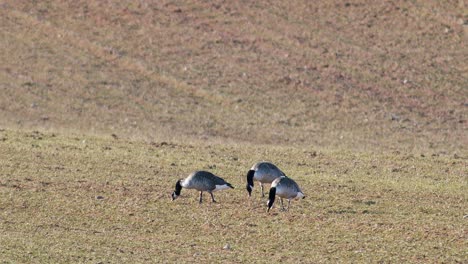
{"left": 1, "top": 1, "right": 466, "bottom": 153}
{"left": 1, "top": 2, "right": 467, "bottom": 262}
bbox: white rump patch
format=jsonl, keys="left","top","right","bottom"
{"left": 213, "top": 184, "right": 231, "bottom": 192}
{"left": 296, "top": 192, "right": 305, "bottom": 199}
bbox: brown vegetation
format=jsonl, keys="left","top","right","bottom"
{"left": 1, "top": 0, "right": 466, "bottom": 153}
{"left": 0, "top": 1, "right": 467, "bottom": 262}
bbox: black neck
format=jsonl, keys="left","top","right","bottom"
{"left": 246, "top": 170, "right": 255, "bottom": 187}
{"left": 267, "top": 187, "right": 276, "bottom": 211}
{"left": 174, "top": 180, "right": 182, "bottom": 196}
{"left": 246, "top": 170, "right": 255, "bottom": 196}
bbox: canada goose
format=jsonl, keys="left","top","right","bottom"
{"left": 171, "top": 171, "right": 234, "bottom": 203}
{"left": 246, "top": 162, "right": 285, "bottom": 197}
{"left": 267, "top": 176, "right": 305, "bottom": 212}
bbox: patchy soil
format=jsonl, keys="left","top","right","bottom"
{"left": 0, "top": 0, "right": 466, "bottom": 154}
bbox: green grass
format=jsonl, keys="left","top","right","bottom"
{"left": 1, "top": 129, "right": 466, "bottom": 262}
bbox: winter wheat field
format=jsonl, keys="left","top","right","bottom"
{"left": 0, "top": 1, "right": 467, "bottom": 263}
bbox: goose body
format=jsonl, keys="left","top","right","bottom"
{"left": 267, "top": 176, "right": 305, "bottom": 212}
{"left": 172, "top": 171, "right": 234, "bottom": 203}
{"left": 246, "top": 162, "right": 285, "bottom": 197}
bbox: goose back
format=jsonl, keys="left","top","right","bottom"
{"left": 252, "top": 162, "right": 285, "bottom": 183}
{"left": 271, "top": 176, "right": 304, "bottom": 199}
{"left": 181, "top": 171, "right": 231, "bottom": 192}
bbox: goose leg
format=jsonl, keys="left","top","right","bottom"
{"left": 260, "top": 183, "right": 264, "bottom": 197}
{"left": 287, "top": 199, "right": 291, "bottom": 211}
{"left": 210, "top": 192, "right": 217, "bottom": 203}
{"left": 199, "top": 191, "right": 203, "bottom": 204}
{"left": 280, "top": 198, "right": 285, "bottom": 211}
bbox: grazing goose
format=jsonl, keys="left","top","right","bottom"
{"left": 171, "top": 171, "right": 234, "bottom": 203}
{"left": 246, "top": 162, "right": 285, "bottom": 197}
{"left": 267, "top": 176, "right": 305, "bottom": 212}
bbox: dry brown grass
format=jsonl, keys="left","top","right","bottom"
{"left": 0, "top": 1, "right": 467, "bottom": 262}
{"left": 0, "top": 0, "right": 466, "bottom": 153}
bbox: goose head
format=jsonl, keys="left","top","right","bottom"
{"left": 171, "top": 180, "right": 182, "bottom": 201}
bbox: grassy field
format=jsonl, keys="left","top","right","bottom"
{"left": 0, "top": 0, "right": 467, "bottom": 263}
{"left": 0, "top": 129, "right": 466, "bottom": 262}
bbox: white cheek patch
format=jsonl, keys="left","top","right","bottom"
{"left": 213, "top": 184, "right": 230, "bottom": 192}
